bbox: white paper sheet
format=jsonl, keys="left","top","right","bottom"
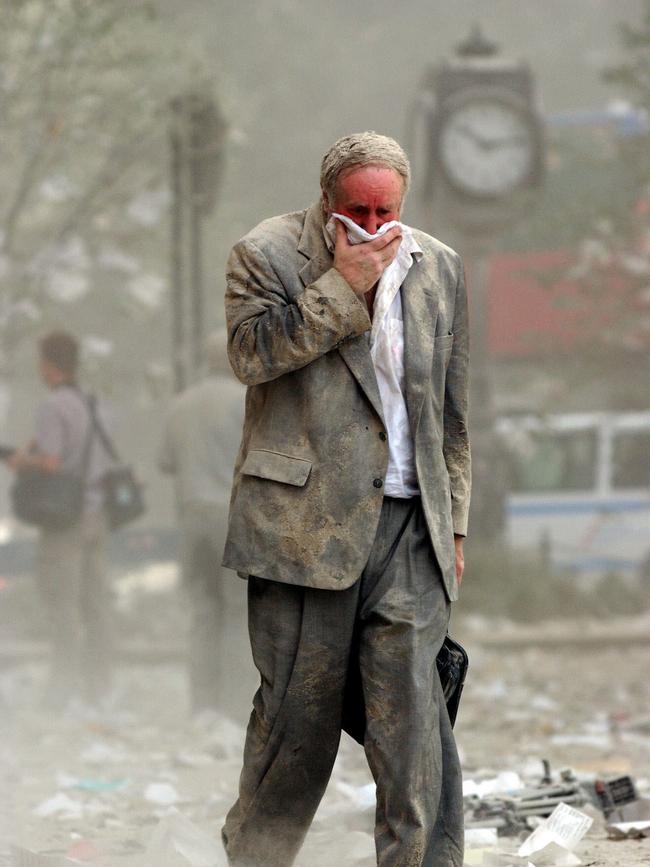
{"left": 517, "top": 802, "right": 592, "bottom": 859}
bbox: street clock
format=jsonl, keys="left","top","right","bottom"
{"left": 415, "top": 25, "right": 546, "bottom": 233}
{"left": 435, "top": 89, "right": 543, "bottom": 199}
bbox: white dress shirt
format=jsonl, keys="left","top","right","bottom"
{"left": 325, "top": 213, "right": 423, "bottom": 497}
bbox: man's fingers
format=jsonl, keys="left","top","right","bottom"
{"left": 335, "top": 221, "right": 402, "bottom": 250}
{"left": 368, "top": 226, "right": 402, "bottom": 249}
{"left": 334, "top": 219, "right": 350, "bottom": 247}
{"left": 385, "top": 235, "right": 403, "bottom": 255}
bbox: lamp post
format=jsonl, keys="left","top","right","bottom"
{"left": 169, "top": 92, "right": 226, "bottom": 391}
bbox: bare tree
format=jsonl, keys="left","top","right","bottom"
{"left": 0, "top": 0, "right": 205, "bottom": 374}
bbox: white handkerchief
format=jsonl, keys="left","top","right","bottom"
{"left": 325, "top": 213, "right": 401, "bottom": 246}
{"left": 324, "top": 213, "right": 422, "bottom": 339}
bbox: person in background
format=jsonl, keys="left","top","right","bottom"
{"left": 158, "top": 329, "right": 245, "bottom": 715}
{"left": 9, "top": 331, "right": 115, "bottom": 710}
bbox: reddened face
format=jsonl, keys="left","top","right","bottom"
{"left": 323, "top": 165, "right": 404, "bottom": 235}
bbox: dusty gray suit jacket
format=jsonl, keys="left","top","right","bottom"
{"left": 222, "top": 202, "right": 470, "bottom": 601}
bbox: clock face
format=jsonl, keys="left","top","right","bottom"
{"left": 438, "top": 98, "right": 537, "bottom": 198}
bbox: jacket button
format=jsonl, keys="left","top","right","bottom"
{"left": 378, "top": 431, "right": 387, "bottom": 441}
{"left": 373, "top": 478, "right": 383, "bottom": 488}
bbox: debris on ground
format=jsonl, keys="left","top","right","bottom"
{"left": 464, "top": 760, "right": 639, "bottom": 836}
{"left": 2, "top": 605, "right": 650, "bottom": 867}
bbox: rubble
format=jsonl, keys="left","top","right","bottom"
{"left": 2, "top": 612, "right": 650, "bottom": 866}
{"left": 464, "top": 762, "right": 638, "bottom": 835}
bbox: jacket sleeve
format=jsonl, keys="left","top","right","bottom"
{"left": 225, "top": 238, "right": 371, "bottom": 386}
{"left": 444, "top": 257, "right": 471, "bottom": 537}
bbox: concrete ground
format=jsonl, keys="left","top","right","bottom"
{"left": 1, "top": 569, "right": 649, "bottom": 866}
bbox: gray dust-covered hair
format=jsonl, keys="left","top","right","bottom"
{"left": 320, "top": 132, "right": 411, "bottom": 206}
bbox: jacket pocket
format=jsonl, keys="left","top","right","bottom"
{"left": 240, "top": 449, "right": 312, "bottom": 487}
{"left": 434, "top": 332, "right": 454, "bottom": 351}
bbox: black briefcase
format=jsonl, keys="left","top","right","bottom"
{"left": 342, "top": 634, "right": 469, "bottom": 744}
{"left": 435, "top": 634, "right": 468, "bottom": 728}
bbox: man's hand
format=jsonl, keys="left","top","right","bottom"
{"left": 7, "top": 449, "right": 28, "bottom": 472}
{"left": 454, "top": 535, "right": 465, "bottom": 585}
{"left": 8, "top": 449, "right": 60, "bottom": 474}
{"left": 333, "top": 219, "right": 402, "bottom": 296}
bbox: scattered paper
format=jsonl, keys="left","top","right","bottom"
{"left": 141, "top": 809, "right": 226, "bottom": 866}
{"left": 144, "top": 782, "right": 181, "bottom": 806}
{"left": 517, "top": 802, "right": 592, "bottom": 864}
{"left": 606, "top": 819, "right": 650, "bottom": 839}
{"left": 465, "top": 827, "right": 499, "bottom": 848}
{"left": 33, "top": 793, "right": 84, "bottom": 819}
{"left": 463, "top": 772, "right": 523, "bottom": 798}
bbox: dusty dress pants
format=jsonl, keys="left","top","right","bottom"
{"left": 222, "top": 496, "right": 464, "bottom": 867}
{"left": 36, "top": 508, "right": 111, "bottom": 706}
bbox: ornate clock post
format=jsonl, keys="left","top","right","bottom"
{"left": 419, "top": 25, "right": 545, "bottom": 237}
{"left": 414, "top": 26, "right": 546, "bottom": 539}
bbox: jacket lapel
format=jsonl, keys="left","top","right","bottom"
{"left": 337, "top": 337, "right": 385, "bottom": 424}
{"left": 402, "top": 259, "right": 438, "bottom": 436}
{"left": 298, "top": 204, "right": 385, "bottom": 424}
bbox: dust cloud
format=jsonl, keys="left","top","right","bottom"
{"left": 1, "top": 0, "right": 648, "bottom": 864}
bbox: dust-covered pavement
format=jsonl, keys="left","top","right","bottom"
{"left": 1, "top": 570, "right": 650, "bottom": 866}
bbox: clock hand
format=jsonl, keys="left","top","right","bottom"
{"left": 480, "top": 134, "right": 529, "bottom": 151}
{"left": 454, "top": 124, "right": 488, "bottom": 148}
{"left": 452, "top": 124, "right": 528, "bottom": 152}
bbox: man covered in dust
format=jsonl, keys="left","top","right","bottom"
{"left": 158, "top": 329, "right": 245, "bottom": 714}
{"left": 221, "top": 132, "right": 471, "bottom": 867}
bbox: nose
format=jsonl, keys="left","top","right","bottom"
{"left": 362, "top": 215, "right": 380, "bottom": 235}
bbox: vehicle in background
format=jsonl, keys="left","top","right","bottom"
{"left": 496, "top": 411, "right": 650, "bottom": 579}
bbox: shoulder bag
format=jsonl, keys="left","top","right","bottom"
{"left": 87, "top": 398, "right": 146, "bottom": 530}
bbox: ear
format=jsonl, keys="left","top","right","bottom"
{"left": 321, "top": 188, "right": 332, "bottom": 214}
